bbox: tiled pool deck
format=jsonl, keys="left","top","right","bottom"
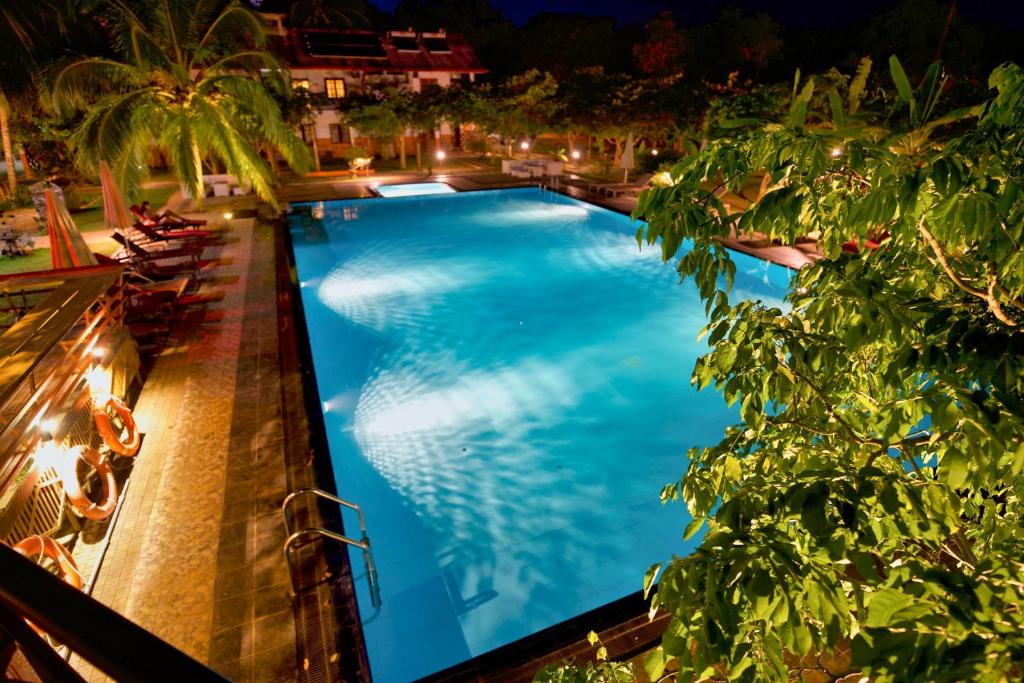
{"left": 71, "top": 201, "right": 297, "bottom": 682}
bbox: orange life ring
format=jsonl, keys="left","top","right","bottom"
{"left": 94, "top": 395, "right": 140, "bottom": 457}
{"left": 11, "top": 535, "right": 83, "bottom": 591}
{"left": 59, "top": 445, "right": 118, "bottom": 521}
{"left": 11, "top": 535, "right": 82, "bottom": 639}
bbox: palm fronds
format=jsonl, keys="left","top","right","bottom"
{"left": 55, "top": 0, "right": 311, "bottom": 207}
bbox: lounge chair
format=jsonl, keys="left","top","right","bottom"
{"left": 131, "top": 222, "right": 218, "bottom": 246}
{"left": 129, "top": 205, "right": 208, "bottom": 229}
{"left": 95, "top": 251, "right": 199, "bottom": 283}
{"left": 111, "top": 232, "right": 203, "bottom": 264}
{"left": 595, "top": 173, "right": 654, "bottom": 197}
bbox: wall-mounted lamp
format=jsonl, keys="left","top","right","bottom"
{"left": 39, "top": 417, "right": 58, "bottom": 442}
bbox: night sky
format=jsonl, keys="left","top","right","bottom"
{"left": 369, "top": 0, "right": 1024, "bottom": 30}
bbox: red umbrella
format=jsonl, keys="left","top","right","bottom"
{"left": 45, "top": 189, "right": 97, "bottom": 269}
{"left": 99, "top": 160, "right": 134, "bottom": 235}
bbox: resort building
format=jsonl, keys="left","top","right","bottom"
{"left": 260, "top": 12, "right": 487, "bottom": 164}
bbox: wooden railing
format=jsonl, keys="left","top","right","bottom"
{"left": 0, "top": 265, "right": 127, "bottom": 523}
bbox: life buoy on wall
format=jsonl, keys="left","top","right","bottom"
{"left": 11, "top": 535, "right": 83, "bottom": 639}
{"left": 93, "top": 395, "right": 140, "bottom": 457}
{"left": 11, "top": 535, "right": 83, "bottom": 590}
{"left": 58, "top": 445, "right": 118, "bottom": 521}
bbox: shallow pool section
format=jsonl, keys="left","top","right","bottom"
{"left": 289, "top": 188, "right": 789, "bottom": 682}
{"left": 373, "top": 181, "right": 456, "bottom": 198}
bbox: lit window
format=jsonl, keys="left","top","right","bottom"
{"left": 292, "top": 79, "right": 310, "bottom": 91}
{"left": 325, "top": 79, "right": 346, "bottom": 99}
{"left": 300, "top": 123, "right": 315, "bottom": 143}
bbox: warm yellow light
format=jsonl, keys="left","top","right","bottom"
{"left": 223, "top": 211, "right": 234, "bottom": 220}
{"left": 831, "top": 147, "right": 843, "bottom": 158}
{"left": 435, "top": 150, "right": 446, "bottom": 160}
{"left": 651, "top": 149, "right": 659, "bottom": 156}
{"left": 570, "top": 149, "right": 581, "bottom": 160}
{"left": 33, "top": 439, "right": 62, "bottom": 472}
{"left": 40, "top": 417, "right": 58, "bottom": 438}
{"left": 520, "top": 141, "right": 530, "bottom": 150}
{"left": 91, "top": 346, "right": 106, "bottom": 359}
{"left": 86, "top": 364, "right": 111, "bottom": 401}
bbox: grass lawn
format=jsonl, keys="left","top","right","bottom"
{"left": 73, "top": 184, "right": 178, "bottom": 234}
{"left": 0, "top": 249, "right": 53, "bottom": 276}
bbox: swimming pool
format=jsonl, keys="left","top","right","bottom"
{"left": 288, "top": 188, "right": 789, "bottom": 681}
{"left": 373, "top": 182, "right": 456, "bottom": 198}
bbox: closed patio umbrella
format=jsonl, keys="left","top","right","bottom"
{"left": 45, "top": 189, "right": 97, "bottom": 269}
{"left": 619, "top": 132, "right": 635, "bottom": 183}
{"left": 99, "top": 160, "right": 134, "bottom": 236}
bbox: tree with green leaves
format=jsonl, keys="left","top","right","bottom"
{"left": 627, "top": 56, "right": 1024, "bottom": 682}
{"left": 51, "top": 0, "right": 311, "bottom": 206}
{"left": 469, "top": 69, "right": 559, "bottom": 157}
{"left": 342, "top": 93, "right": 406, "bottom": 166}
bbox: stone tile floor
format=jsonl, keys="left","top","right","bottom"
{"left": 70, "top": 199, "right": 298, "bottom": 682}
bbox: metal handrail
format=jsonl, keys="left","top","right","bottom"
{"left": 0, "top": 544, "right": 227, "bottom": 682}
{"left": 282, "top": 487, "right": 367, "bottom": 538}
{"left": 281, "top": 489, "right": 381, "bottom": 607}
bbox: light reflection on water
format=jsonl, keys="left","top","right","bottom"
{"left": 290, "top": 188, "right": 788, "bottom": 682}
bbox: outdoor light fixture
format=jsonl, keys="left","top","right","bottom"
{"left": 831, "top": 147, "right": 843, "bottom": 158}
{"left": 86, "top": 363, "right": 111, "bottom": 400}
{"left": 520, "top": 141, "right": 530, "bottom": 150}
{"left": 651, "top": 149, "right": 659, "bottom": 156}
{"left": 571, "top": 150, "right": 581, "bottom": 160}
{"left": 39, "top": 417, "right": 58, "bottom": 441}
{"left": 435, "top": 150, "right": 446, "bottom": 160}
{"left": 223, "top": 211, "right": 234, "bottom": 220}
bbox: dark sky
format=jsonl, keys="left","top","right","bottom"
{"left": 368, "top": 0, "right": 1024, "bottom": 30}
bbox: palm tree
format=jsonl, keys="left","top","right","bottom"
{"left": 52, "top": 0, "right": 311, "bottom": 206}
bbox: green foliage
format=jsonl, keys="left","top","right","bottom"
{"left": 50, "top": 0, "right": 311, "bottom": 207}
{"left": 469, "top": 69, "right": 560, "bottom": 145}
{"left": 533, "top": 632, "right": 637, "bottom": 683}
{"left": 343, "top": 145, "right": 370, "bottom": 160}
{"left": 633, "top": 57, "right": 1024, "bottom": 682}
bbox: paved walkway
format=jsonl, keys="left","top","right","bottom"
{"left": 71, "top": 199, "right": 297, "bottom": 682}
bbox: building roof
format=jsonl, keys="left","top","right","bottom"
{"left": 273, "top": 29, "right": 487, "bottom": 74}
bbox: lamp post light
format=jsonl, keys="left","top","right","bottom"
{"left": 651, "top": 148, "right": 659, "bottom": 156}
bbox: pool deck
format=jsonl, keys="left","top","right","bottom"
{"left": 71, "top": 198, "right": 299, "bottom": 682}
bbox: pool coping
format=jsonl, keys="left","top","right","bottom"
{"left": 277, "top": 186, "right": 787, "bottom": 681}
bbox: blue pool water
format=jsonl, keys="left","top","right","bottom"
{"left": 374, "top": 182, "right": 456, "bottom": 198}
{"left": 289, "top": 189, "right": 789, "bottom": 681}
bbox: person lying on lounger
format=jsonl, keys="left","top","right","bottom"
{"left": 131, "top": 201, "right": 207, "bottom": 228}
{"left": 137, "top": 201, "right": 188, "bottom": 225}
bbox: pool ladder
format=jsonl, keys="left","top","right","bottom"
{"left": 281, "top": 488, "right": 382, "bottom": 608}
